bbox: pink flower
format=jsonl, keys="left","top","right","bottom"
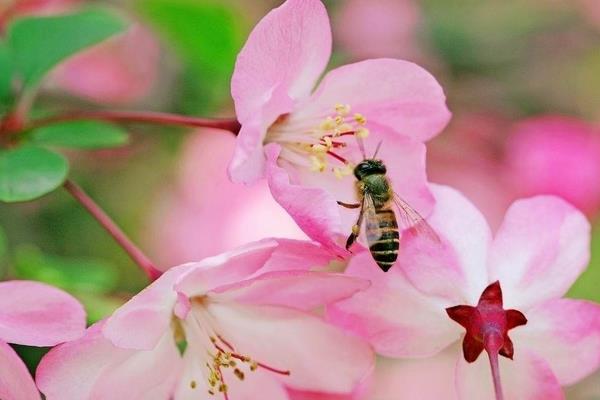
{"left": 49, "top": 24, "right": 160, "bottom": 104}
{"left": 329, "top": 185, "right": 600, "bottom": 399}
{"left": 0, "top": 280, "right": 86, "bottom": 400}
{"left": 1, "top": 1, "right": 159, "bottom": 104}
{"left": 505, "top": 115, "right": 600, "bottom": 218}
{"left": 145, "top": 131, "right": 307, "bottom": 269}
{"left": 37, "top": 239, "right": 374, "bottom": 400}
{"left": 229, "top": 0, "right": 451, "bottom": 252}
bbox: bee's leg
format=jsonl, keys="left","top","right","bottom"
{"left": 345, "top": 224, "right": 361, "bottom": 250}
{"left": 337, "top": 201, "right": 361, "bottom": 209}
{"left": 345, "top": 202, "right": 365, "bottom": 250}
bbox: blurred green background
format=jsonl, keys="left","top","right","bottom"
{"left": 0, "top": 0, "right": 599, "bottom": 378}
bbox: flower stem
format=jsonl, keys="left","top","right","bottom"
{"left": 485, "top": 333, "right": 505, "bottom": 400}
{"left": 63, "top": 179, "right": 162, "bottom": 281}
{"left": 28, "top": 110, "right": 241, "bottom": 134}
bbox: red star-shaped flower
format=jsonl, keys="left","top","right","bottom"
{"left": 446, "top": 281, "right": 527, "bottom": 363}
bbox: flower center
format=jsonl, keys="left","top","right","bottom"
{"left": 175, "top": 299, "right": 290, "bottom": 399}
{"left": 446, "top": 281, "right": 527, "bottom": 400}
{"left": 266, "top": 103, "right": 371, "bottom": 178}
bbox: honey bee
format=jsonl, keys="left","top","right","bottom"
{"left": 338, "top": 145, "right": 439, "bottom": 272}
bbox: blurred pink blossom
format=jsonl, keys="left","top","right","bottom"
{"left": 229, "top": 0, "right": 450, "bottom": 253}
{"left": 145, "top": 131, "right": 306, "bottom": 269}
{"left": 37, "top": 239, "right": 373, "bottom": 400}
{"left": 334, "top": 0, "right": 422, "bottom": 61}
{"left": 1, "top": 1, "right": 159, "bottom": 104}
{"left": 50, "top": 24, "right": 160, "bottom": 104}
{"left": 428, "top": 113, "right": 516, "bottom": 230}
{"left": 505, "top": 115, "right": 600, "bottom": 218}
{"left": 0, "top": 280, "right": 85, "bottom": 400}
{"left": 329, "top": 185, "right": 600, "bottom": 399}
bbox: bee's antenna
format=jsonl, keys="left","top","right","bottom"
{"left": 372, "top": 140, "right": 383, "bottom": 159}
{"left": 356, "top": 135, "right": 367, "bottom": 159}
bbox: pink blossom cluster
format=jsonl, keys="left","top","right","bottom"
{"left": 2, "top": 0, "right": 599, "bottom": 399}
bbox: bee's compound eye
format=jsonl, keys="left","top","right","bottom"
{"left": 354, "top": 162, "right": 371, "bottom": 179}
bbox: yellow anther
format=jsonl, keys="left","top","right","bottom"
{"left": 250, "top": 361, "right": 258, "bottom": 371}
{"left": 333, "top": 164, "right": 353, "bottom": 180}
{"left": 356, "top": 127, "right": 370, "bottom": 139}
{"left": 336, "top": 123, "right": 353, "bottom": 134}
{"left": 309, "top": 155, "right": 327, "bottom": 172}
{"left": 190, "top": 380, "right": 197, "bottom": 389}
{"left": 354, "top": 113, "right": 367, "bottom": 125}
{"left": 333, "top": 167, "right": 343, "bottom": 180}
{"left": 311, "top": 144, "right": 328, "bottom": 154}
{"left": 335, "top": 103, "right": 351, "bottom": 116}
{"left": 229, "top": 360, "right": 237, "bottom": 367}
{"left": 334, "top": 115, "right": 344, "bottom": 125}
{"left": 219, "top": 384, "right": 228, "bottom": 393}
{"left": 352, "top": 224, "right": 360, "bottom": 235}
{"left": 319, "top": 117, "right": 336, "bottom": 131}
{"left": 208, "top": 389, "right": 215, "bottom": 395}
{"left": 323, "top": 136, "right": 333, "bottom": 148}
{"left": 234, "top": 368, "right": 245, "bottom": 380}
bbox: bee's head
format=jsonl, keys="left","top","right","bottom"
{"left": 354, "top": 159, "right": 386, "bottom": 180}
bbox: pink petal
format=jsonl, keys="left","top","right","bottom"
{"left": 231, "top": 0, "right": 331, "bottom": 124}
{"left": 294, "top": 58, "right": 451, "bottom": 142}
{"left": 208, "top": 302, "right": 373, "bottom": 394}
{"left": 51, "top": 25, "right": 160, "bottom": 104}
{"left": 368, "top": 345, "right": 459, "bottom": 400}
{"left": 259, "top": 239, "right": 337, "bottom": 273}
{"left": 512, "top": 299, "right": 600, "bottom": 385}
{"left": 0, "top": 280, "right": 85, "bottom": 346}
{"left": 103, "top": 264, "right": 194, "bottom": 350}
{"left": 173, "top": 239, "right": 280, "bottom": 298}
{"left": 265, "top": 144, "right": 346, "bottom": 254}
{"left": 37, "top": 323, "right": 181, "bottom": 400}
{"left": 488, "top": 196, "right": 591, "bottom": 309}
{"left": 327, "top": 252, "right": 461, "bottom": 358}
{"left": 229, "top": 0, "right": 332, "bottom": 183}
{"left": 455, "top": 349, "right": 563, "bottom": 400}
{"left": 0, "top": 340, "right": 40, "bottom": 400}
{"left": 505, "top": 115, "right": 600, "bottom": 217}
{"left": 212, "top": 270, "right": 369, "bottom": 310}
{"left": 397, "top": 185, "right": 491, "bottom": 304}
{"left": 228, "top": 120, "right": 273, "bottom": 183}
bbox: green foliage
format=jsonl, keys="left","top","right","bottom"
{"left": 6, "top": 9, "right": 127, "bottom": 89}
{"left": 0, "top": 42, "right": 13, "bottom": 110}
{"left": 137, "top": 0, "right": 245, "bottom": 108}
{"left": 568, "top": 226, "right": 600, "bottom": 303}
{"left": 13, "top": 245, "right": 119, "bottom": 294}
{"left": 0, "top": 225, "right": 6, "bottom": 262}
{"left": 30, "top": 120, "right": 129, "bottom": 149}
{"left": 0, "top": 146, "right": 68, "bottom": 203}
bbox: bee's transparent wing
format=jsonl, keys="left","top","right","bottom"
{"left": 392, "top": 192, "right": 440, "bottom": 243}
{"left": 363, "top": 192, "right": 384, "bottom": 245}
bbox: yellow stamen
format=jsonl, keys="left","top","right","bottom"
{"left": 356, "top": 127, "right": 370, "bottom": 139}
{"left": 319, "top": 117, "right": 336, "bottom": 131}
{"left": 354, "top": 113, "right": 367, "bottom": 125}
{"left": 335, "top": 103, "right": 351, "bottom": 116}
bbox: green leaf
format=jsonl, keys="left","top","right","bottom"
{"left": 0, "top": 146, "right": 68, "bottom": 202}
{"left": 30, "top": 120, "right": 129, "bottom": 149}
{"left": 137, "top": 0, "right": 245, "bottom": 107}
{"left": 0, "top": 225, "right": 6, "bottom": 262}
{"left": 13, "top": 245, "right": 119, "bottom": 294}
{"left": 7, "top": 9, "right": 127, "bottom": 88}
{"left": 0, "top": 41, "right": 13, "bottom": 108}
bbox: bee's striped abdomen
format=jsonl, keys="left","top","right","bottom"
{"left": 367, "top": 209, "right": 399, "bottom": 272}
